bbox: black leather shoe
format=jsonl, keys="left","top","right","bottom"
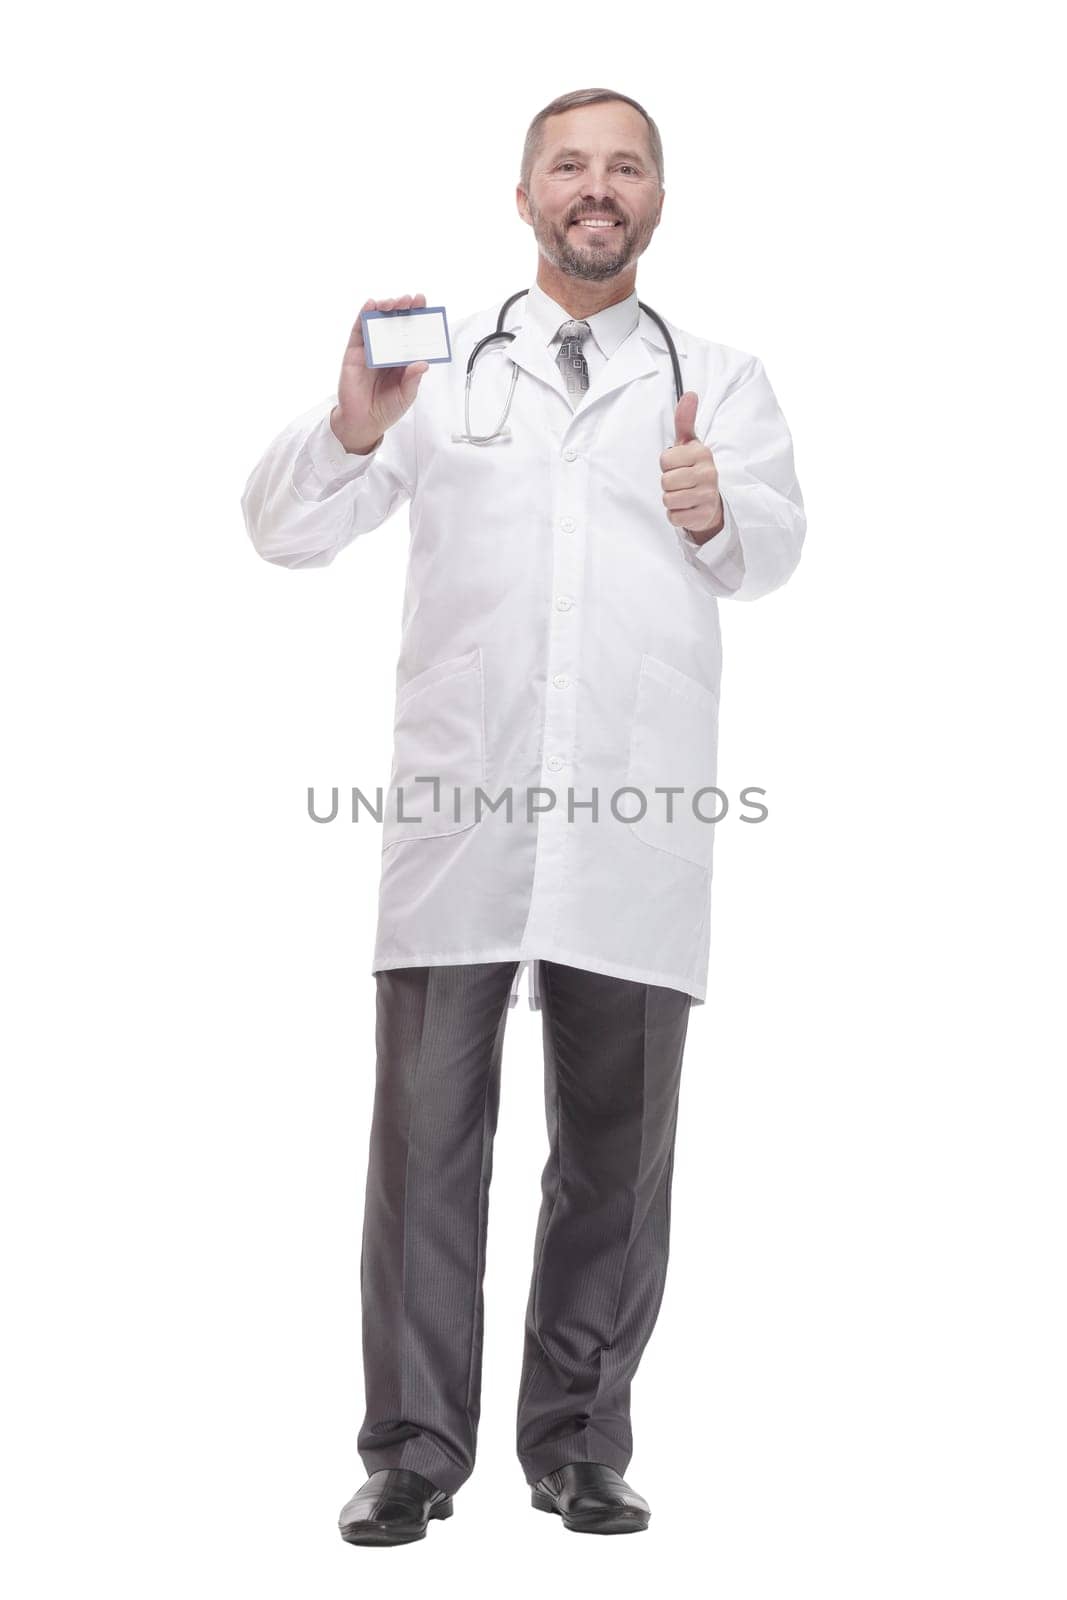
{"left": 531, "top": 1462, "right": 650, "bottom": 1533}
{"left": 338, "top": 1467, "right": 454, "bottom": 1546}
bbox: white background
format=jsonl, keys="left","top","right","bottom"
{"left": 3, "top": 2, "right": 1064, "bottom": 1595}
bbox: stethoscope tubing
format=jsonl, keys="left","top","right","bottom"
{"left": 451, "top": 289, "right": 683, "bottom": 445}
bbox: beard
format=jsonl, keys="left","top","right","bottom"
{"left": 527, "top": 199, "right": 656, "bottom": 282}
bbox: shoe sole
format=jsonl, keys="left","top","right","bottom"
{"left": 340, "top": 1496, "right": 454, "bottom": 1546}
{"left": 531, "top": 1488, "right": 649, "bottom": 1534}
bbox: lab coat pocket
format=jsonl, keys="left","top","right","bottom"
{"left": 382, "top": 645, "right": 487, "bottom": 850}
{"left": 625, "top": 653, "right": 719, "bottom": 871}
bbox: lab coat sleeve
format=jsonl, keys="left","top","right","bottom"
{"left": 679, "top": 356, "right": 805, "bottom": 601}
{"left": 240, "top": 394, "right": 416, "bottom": 569}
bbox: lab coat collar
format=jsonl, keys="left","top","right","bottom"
{"left": 502, "top": 280, "right": 687, "bottom": 415}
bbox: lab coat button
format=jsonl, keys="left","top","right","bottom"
{"left": 560, "top": 516, "right": 576, "bottom": 532}
{"left": 546, "top": 756, "right": 565, "bottom": 771}
{"left": 552, "top": 673, "right": 570, "bottom": 689}
{"left": 555, "top": 595, "right": 573, "bottom": 610}
{"left": 563, "top": 447, "right": 578, "bottom": 461}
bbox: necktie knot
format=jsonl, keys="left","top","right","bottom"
{"left": 555, "top": 319, "right": 591, "bottom": 398}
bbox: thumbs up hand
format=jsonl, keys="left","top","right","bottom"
{"left": 659, "top": 392, "right": 724, "bottom": 542}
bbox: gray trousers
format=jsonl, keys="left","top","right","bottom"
{"left": 356, "top": 958, "right": 691, "bottom": 1494}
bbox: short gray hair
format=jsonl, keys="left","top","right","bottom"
{"left": 519, "top": 88, "right": 664, "bottom": 195}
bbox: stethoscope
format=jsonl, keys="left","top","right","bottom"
{"left": 451, "top": 288, "right": 683, "bottom": 446}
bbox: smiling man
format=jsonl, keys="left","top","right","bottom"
{"left": 241, "top": 86, "right": 805, "bottom": 1544}
{"left": 520, "top": 123, "right": 665, "bottom": 291}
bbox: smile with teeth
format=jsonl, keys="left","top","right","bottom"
{"left": 572, "top": 217, "right": 622, "bottom": 229}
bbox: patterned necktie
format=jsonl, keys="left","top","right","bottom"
{"left": 555, "top": 318, "right": 591, "bottom": 398}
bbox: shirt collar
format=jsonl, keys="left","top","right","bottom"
{"left": 524, "top": 279, "right": 640, "bottom": 360}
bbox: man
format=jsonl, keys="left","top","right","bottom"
{"left": 241, "top": 86, "right": 805, "bottom": 1543}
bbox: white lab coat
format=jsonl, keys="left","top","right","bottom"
{"left": 241, "top": 281, "right": 805, "bottom": 1011}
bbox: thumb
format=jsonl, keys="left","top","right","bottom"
{"left": 673, "top": 391, "right": 699, "bottom": 444}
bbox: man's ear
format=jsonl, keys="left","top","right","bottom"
{"left": 515, "top": 185, "right": 532, "bottom": 226}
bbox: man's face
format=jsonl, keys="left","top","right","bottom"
{"left": 517, "top": 102, "right": 664, "bottom": 282}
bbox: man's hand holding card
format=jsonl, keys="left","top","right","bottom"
{"left": 330, "top": 294, "right": 452, "bottom": 455}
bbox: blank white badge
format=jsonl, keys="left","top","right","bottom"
{"left": 361, "top": 306, "right": 452, "bottom": 368}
